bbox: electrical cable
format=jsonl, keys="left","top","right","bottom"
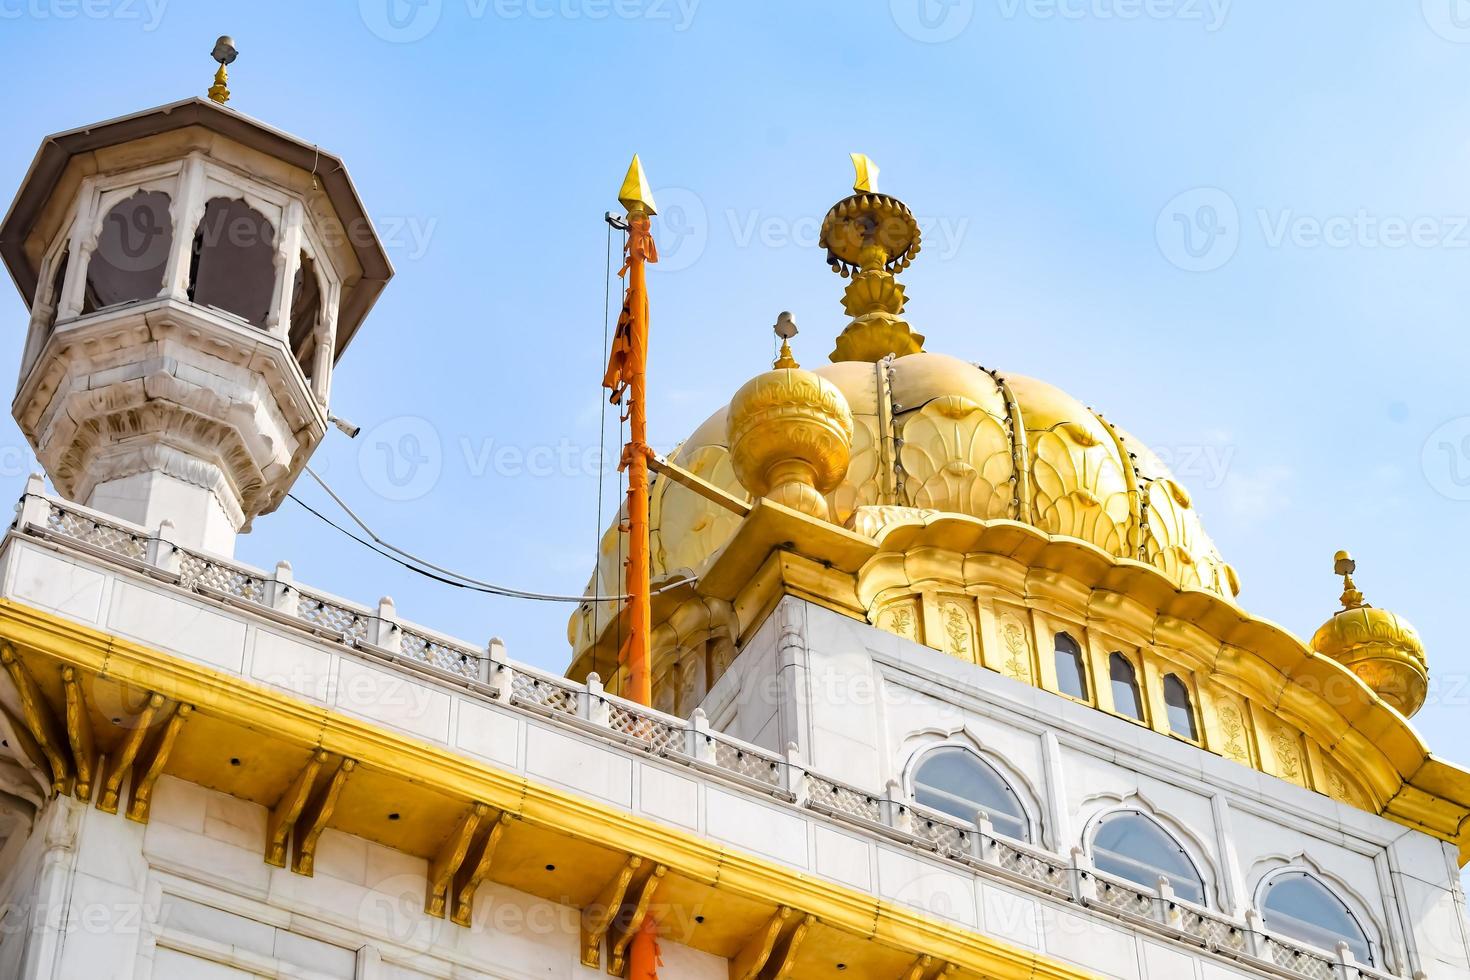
{"left": 294, "top": 466, "right": 691, "bottom": 604}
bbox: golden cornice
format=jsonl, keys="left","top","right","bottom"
{"left": 0, "top": 598, "right": 1098, "bottom": 980}
{"left": 570, "top": 503, "right": 1470, "bottom": 858}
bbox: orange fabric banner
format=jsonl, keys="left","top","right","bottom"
{"left": 602, "top": 217, "right": 659, "bottom": 405}
{"left": 628, "top": 915, "right": 662, "bottom": 980}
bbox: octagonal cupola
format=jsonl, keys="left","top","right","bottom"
{"left": 0, "top": 66, "right": 391, "bottom": 554}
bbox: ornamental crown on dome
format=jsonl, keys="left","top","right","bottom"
{"left": 821, "top": 154, "right": 925, "bottom": 362}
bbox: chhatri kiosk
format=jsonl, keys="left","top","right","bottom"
{"left": 0, "top": 44, "right": 1461, "bottom": 980}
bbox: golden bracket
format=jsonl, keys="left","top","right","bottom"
{"left": 607, "top": 863, "right": 667, "bottom": 976}
{"left": 0, "top": 643, "right": 69, "bottom": 795}
{"left": 126, "top": 702, "right": 192, "bottom": 823}
{"left": 265, "top": 749, "right": 328, "bottom": 867}
{"left": 451, "top": 810, "right": 509, "bottom": 927}
{"left": 767, "top": 912, "right": 816, "bottom": 980}
{"left": 292, "top": 757, "right": 355, "bottom": 875}
{"left": 60, "top": 667, "right": 96, "bottom": 803}
{"left": 580, "top": 854, "right": 642, "bottom": 967}
{"left": 730, "top": 905, "right": 792, "bottom": 980}
{"left": 427, "top": 802, "right": 489, "bottom": 917}
{"left": 97, "top": 693, "right": 165, "bottom": 815}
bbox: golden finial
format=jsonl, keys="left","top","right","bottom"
{"left": 618, "top": 155, "right": 658, "bottom": 216}
{"left": 820, "top": 154, "right": 924, "bottom": 362}
{"left": 208, "top": 36, "right": 237, "bottom": 105}
{"left": 773, "top": 312, "right": 799, "bottom": 368}
{"left": 1334, "top": 549, "right": 1365, "bottom": 609}
{"left": 1314, "top": 549, "right": 1428, "bottom": 716}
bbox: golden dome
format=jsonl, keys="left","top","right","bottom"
{"left": 1310, "top": 552, "right": 1428, "bottom": 717}
{"left": 604, "top": 351, "right": 1239, "bottom": 601}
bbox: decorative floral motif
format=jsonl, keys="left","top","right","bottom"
{"left": 1030, "top": 422, "right": 1132, "bottom": 557}
{"left": 999, "top": 616, "right": 1032, "bottom": 683}
{"left": 882, "top": 604, "right": 916, "bottom": 640}
{"left": 942, "top": 600, "right": 974, "bottom": 660}
{"left": 1218, "top": 706, "right": 1249, "bottom": 763}
{"left": 1272, "top": 727, "right": 1303, "bottom": 782}
{"left": 897, "top": 395, "right": 1015, "bottom": 519}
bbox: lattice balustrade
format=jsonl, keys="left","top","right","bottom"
{"left": 993, "top": 839, "right": 1072, "bottom": 891}
{"left": 399, "top": 629, "right": 479, "bottom": 679}
{"left": 605, "top": 702, "right": 686, "bottom": 756}
{"left": 298, "top": 593, "right": 371, "bottom": 642}
{"left": 1177, "top": 906, "right": 1250, "bottom": 954}
{"left": 914, "top": 815, "right": 972, "bottom": 859}
{"left": 1262, "top": 938, "right": 1338, "bottom": 980}
{"left": 1095, "top": 878, "right": 1158, "bottom": 918}
{"left": 806, "top": 776, "right": 884, "bottom": 823}
{"left": 178, "top": 553, "right": 266, "bottom": 603}
{"left": 711, "top": 738, "right": 784, "bottom": 788}
{"left": 45, "top": 504, "right": 148, "bottom": 560}
{"left": 509, "top": 672, "right": 578, "bottom": 716}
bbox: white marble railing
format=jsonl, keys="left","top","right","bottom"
{"left": 9, "top": 483, "right": 1400, "bottom": 980}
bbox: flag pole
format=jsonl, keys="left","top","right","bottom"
{"left": 603, "top": 156, "right": 658, "bottom": 708}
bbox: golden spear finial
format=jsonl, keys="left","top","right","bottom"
{"left": 618, "top": 154, "right": 658, "bottom": 216}
{"left": 851, "top": 153, "right": 880, "bottom": 193}
{"left": 1334, "top": 550, "right": 1366, "bottom": 609}
{"left": 208, "top": 36, "right": 238, "bottom": 105}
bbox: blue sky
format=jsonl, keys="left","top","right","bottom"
{"left": 2, "top": 3, "right": 1469, "bottom": 762}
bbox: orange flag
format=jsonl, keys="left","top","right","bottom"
{"left": 602, "top": 216, "right": 659, "bottom": 406}
{"left": 628, "top": 915, "right": 662, "bottom": 980}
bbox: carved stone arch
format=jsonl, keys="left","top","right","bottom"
{"left": 1078, "top": 790, "right": 1221, "bottom": 907}
{"left": 897, "top": 725, "right": 1044, "bottom": 842}
{"left": 1248, "top": 852, "right": 1386, "bottom": 956}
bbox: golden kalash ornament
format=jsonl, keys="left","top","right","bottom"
{"left": 821, "top": 153, "right": 925, "bottom": 362}
{"left": 726, "top": 313, "right": 854, "bottom": 520}
{"left": 1311, "top": 550, "right": 1429, "bottom": 717}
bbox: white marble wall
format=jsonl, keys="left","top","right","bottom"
{"left": 707, "top": 597, "right": 1470, "bottom": 979}
{"left": 0, "top": 780, "right": 726, "bottom": 979}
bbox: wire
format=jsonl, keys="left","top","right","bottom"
{"left": 594, "top": 218, "right": 615, "bottom": 640}
{"left": 295, "top": 465, "right": 691, "bottom": 604}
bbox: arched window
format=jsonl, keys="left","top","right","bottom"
{"left": 188, "top": 197, "right": 276, "bottom": 328}
{"left": 1054, "top": 632, "right": 1088, "bottom": 700}
{"left": 288, "top": 251, "right": 322, "bottom": 380}
{"left": 1164, "top": 674, "right": 1198, "bottom": 741}
{"left": 912, "top": 747, "right": 1029, "bottom": 842}
{"left": 83, "top": 190, "right": 172, "bottom": 312}
{"left": 1109, "top": 653, "right": 1143, "bottom": 721}
{"left": 1091, "top": 811, "right": 1205, "bottom": 905}
{"left": 1261, "top": 872, "right": 1372, "bottom": 965}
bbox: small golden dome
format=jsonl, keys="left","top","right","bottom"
{"left": 1310, "top": 551, "right": 1428, "bottom": 717}
{"left": 726, "top": 337, "right": 853, "bottom": 520}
